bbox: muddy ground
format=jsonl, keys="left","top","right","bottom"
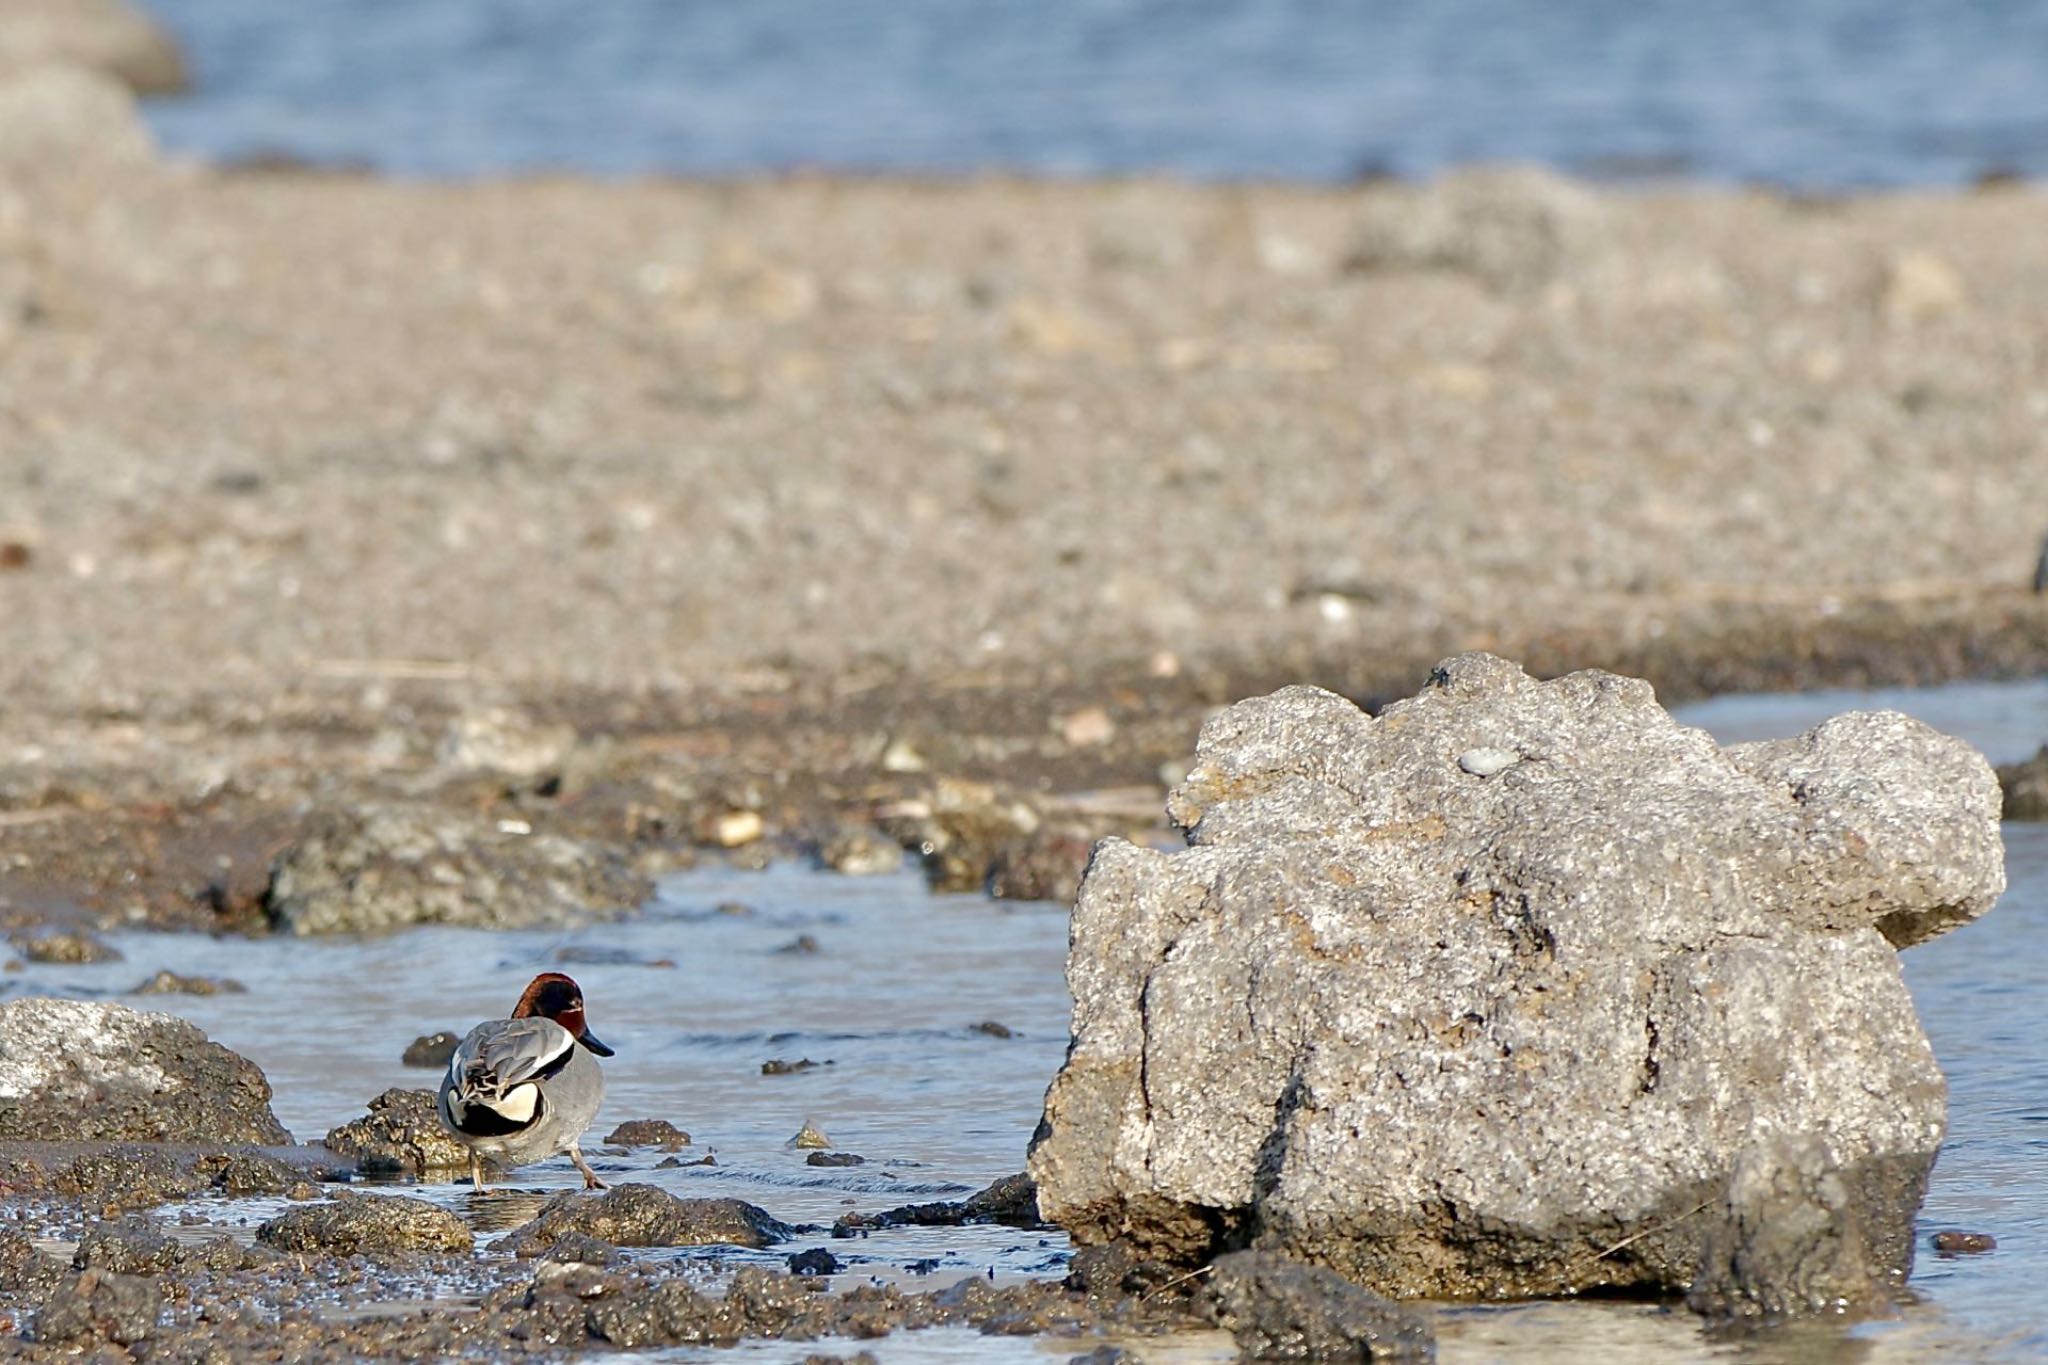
{"left": 4, "top": 114, "right": 2048, "bottom": 932}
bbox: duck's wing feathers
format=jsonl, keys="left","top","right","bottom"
{"left": 448, "top": 1017, "right": 577, "bottom": 1093}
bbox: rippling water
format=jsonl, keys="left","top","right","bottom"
{"left": 6, "top": 680, "right": 2044, "bottom": 1359}
{"left": 136, "top": 0, "right": 2048, "bottom": 185}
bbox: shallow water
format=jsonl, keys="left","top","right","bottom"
{"left": 139, "top": 0, "right": 2048, "bottom": 186}
{"left": 8, "top": 680, "right": 2047, "bottom": 1359}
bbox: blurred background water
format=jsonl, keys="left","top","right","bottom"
{"left": 137, "top": 0, "right": 2048, "bottom": 185}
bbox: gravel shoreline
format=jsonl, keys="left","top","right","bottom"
{"left": 3, "top": 104, "right": 2048, "bottom": 926}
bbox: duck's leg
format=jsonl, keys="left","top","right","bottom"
{"left": 470, "top": 1151, "right": 487, "bottom": 1193}
{"left": 569, "top": 1144, "right": 607, "bottom": 1190}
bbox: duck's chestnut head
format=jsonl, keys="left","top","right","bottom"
{"left": 512, "top": 971, "right": 614, "bottom": 1056}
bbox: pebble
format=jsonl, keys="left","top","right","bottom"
{"left": 132, "top": 970, "right": 246, "bottom": 995}
{"left": 1058, "top": 706, "right": 1117, "bottom": 748}
{"left": 1931, "top": 1231, "right": 1996, "bottom": 1254}
{"left": 707, "top": 810, "right": 765, "bottom": 847}
{"left": 1457, "top": 747, "right": 1520, "bottom": 778}
{"left": 789, "top": 1120, "right": 833, "bottom": 1150}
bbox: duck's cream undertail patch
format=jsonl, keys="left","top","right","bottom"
{"left": 484, "top": 1083, "right": 540, "bottom": 1123}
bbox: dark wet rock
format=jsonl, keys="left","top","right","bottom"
{"left": 257, "top": 1193, "right": 474, "bottom": 1255}
{"left": 53, "top": 1148, "right": 206, "bottom": 1211}
{"left": 1687, "top": 1135, "right": 1917, "bottom": 1321}
{"left": 763, "top": 1057, "right": 825, "bottom": 1075}
{"left": 988, "top": 820, "right": 1097, "bottom": 903}
{"left": 836, "top": 1173, "right": 1039, "bottom": 1234}
{"left": 970, "top": 1020, "right": 1015, "bottom": 1038}
{"left": 401, "top": 1031, "right": 461, "bottom": 1068}
{"left": 32, "top": 1268, "right": 162, "bottom": 1345}
{"left": 656, "top": 1153, "right": 715, "bottom": 1168}
{"left": 1030, "top": 655, "right": 2005, "bottom": 1299}
{"left": 535, "top": 1233, "right": 625, "bottom": 1268}
{"left": 264, "top": 802, "right": 651, "bottom": 934}
{"left": 1342, "top": 166, "right": 1608, "bottom": 293}
{"left": 806, "top": 1354, "right": 881, "bottom": 1365}
{"left": 883, "top": 779, "right": 1043, "bottom": 895}
{"left": 1208, "top": 1251, "right": 1436, "bottom": 1362}
{"left": 585, "top": 1279, "right": 733, "bottom": 1348}
{"left": 0, "top": 0, "right": 189, "bottom": 94}
{"left": 0, "top": 998, "right": 290, "bottom": 1143}
{"left": 1932, "top": 1230, "right": 1997, "bottom": 1254}
{"left": 806, "top": 1151, "right": 865, "bottom": 1167}
{"left": 132, "top": 969, "right": 246, "bottom": 995}
{"left": 1069, "top": 1349, "right": 1129, "bottom": 1365}
{"left": 496, "top": 1184, "right": 790, "bottom": 1255}
{"left": 325, "top": 1087, "right": 470, "bottom": 1174}
{"left": 10, "top": 929, "right": 121, "bottom": 963}
{"left": 0, "top": 1227, "right": 59, "bottom": 1294}
{"left": 1064, "top": 1241, "right": 1182, "bottom": 1300}
{"left": 73, "top": 1220, "right": 179, "bottom": 1276}
{"left": 555, "top": 945, "right": 675, "bottom": 968}
{"left": 773, "top": 934, "right": 821, "bottom": 955}
{"left": 1997, "top": 745, "right": 2048, "bottom": 820}
{"left": 788, "top": 1247, "right": 840, "bottom": 1276}
{"left": 201, "top": 1151, "right": 303, "bottom": 1196}
{"left": 602, "top": 1118, "right": 691, "bottom": 1150}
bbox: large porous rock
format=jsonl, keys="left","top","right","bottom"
{"left": 1029, "top": 654, "right": 2004, "bottom": 1304}
{"left": 324, "top": 1088, "right": 471, "bottom": 1175}
{"left": 32, "top": 1268, "right": 161, "bottom": 1346}
{"left": 0, "top": 998, "right": 291, "bottom": 1143}
{"left": 264, "top": 803, "right": 651, "bottom": 934}
{"left": 0, "top": 0, "right": 187, "bottom": 93}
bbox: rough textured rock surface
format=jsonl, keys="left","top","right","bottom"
{"left": 257, "top": 1195, "right": 474, "bottom": 1256}
{"left": 495, "top": 1184, "right": 790, "bottom": 1255}
{"left": 0, "top": 998, "right": 291, "bottom": 1143}
{"left": 32, "top": 1269, "right": 162, "bottom": 1345}
{"left": 324, "top": 1088, "right": 472, "bottom": 1174}
{"left": 0, "top": 0, "right": 187, "bottom": 92}
{"left": 1030, "top": 654, "right": 2005, "bottom": 1302}
{"left": 1207, "top": 1251, "right": 1435, "bottom": 1362}
{"left": 264, "top": 803, "right": 651, "bottom": 934}
{"left": 1686, "top": 1135, "right": 1911, "bottom": 1321}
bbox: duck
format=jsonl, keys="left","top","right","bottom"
{"left": 436, "top": 972, "right": 614, "bottom": 1191}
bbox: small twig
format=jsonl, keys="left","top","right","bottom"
{"left": 1588, "top": 1200, "right": 1713, "bottom": 1263}
{"left": 1141, "top": 1263, "right": 1216, "bottom": 1300}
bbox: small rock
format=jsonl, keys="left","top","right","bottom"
{"left": 495, "top": 1183, "right": 789, "bottom": 1254}
{"left": 603, "top": 1118, "right": 691, "bottom": 1150}
{"left": 204, "top": 1152, "right": 301, "bottom": 1196}
{"left": 1931, "top": 1230, "right": 1997, "bottom": 1255}
{"left": 54, "top": 1148, "right": 205, "bottom": 1211}
{"left": 33, "top": 1269, "right": 161, "bottom": 1346}
{"left": 1997, "top": 745, "right": 2048, "bottom": 820}
{"left": 970, "top": 1021, "right": 1015, "bottom": 1038}
{"left": 1456, "top": 746, "right": 1519, "bottom": 777}
{"left": 1343, "top": 166, "right": 1607, "bottom": 292}
{"left": 789, "top": 1120, "right": 833, "bottom": 1149}
{"left": 805, "top": 1152, "right": 865, "bottom": 1168}
{"left": 881, "top": 738, "right": 928, "bottom": 773}
{"left": 0, "top": 541, "right": 29, "bottom": 570}
{"left": 773, "top": 935, "right": 821, "bottom": 956}
{"left": 706, "top": 809, "right": 765, "bottom": 847}
{"left": 819, "top": 828, "right": 904, "bottom": 876}
{"left": 438, "top": 706, "right": 576, "bottom": 779}
{"left": 131, "top": 970, "right": 245, "bottom": 995}
{"left": 1208, "top": 1251, "right": 1434, "bottom": 1362}
{"left": 11, "top": 930, "right": 121, "bottom": 964}
{"left": 1882, "top": 251, "right": 1967, "bottom": 327}
{"left": 0, "top": 1228, "right": 59, "bottom": 1294}
{"left": 1059, "top": 706, "right": 1117, "bottom": 748}
{"left": 788, "top": 1247, "right": 840, "bottom": 1276}
{"left": 401, "top": 1031, "right": 461, "bottom": 1069}
{"left": 763, "top": 1058, "right": 824, "bottom": 1075}
{"left": 325, "top": 1088, "right": 471, "bottom": 1175}
{"left": 258, "top": 1194, "right": 474, "bottom": 1255}
{"left": 655, "top": 1153, "right": 716, "bottom": 1169}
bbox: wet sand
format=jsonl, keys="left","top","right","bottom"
{"left": 4, "top": 136, "right": 2048, "bottom": 924}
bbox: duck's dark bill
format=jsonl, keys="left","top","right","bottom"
{"left": 579, "top": 1030, "right": 615, "bottom": 1057}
